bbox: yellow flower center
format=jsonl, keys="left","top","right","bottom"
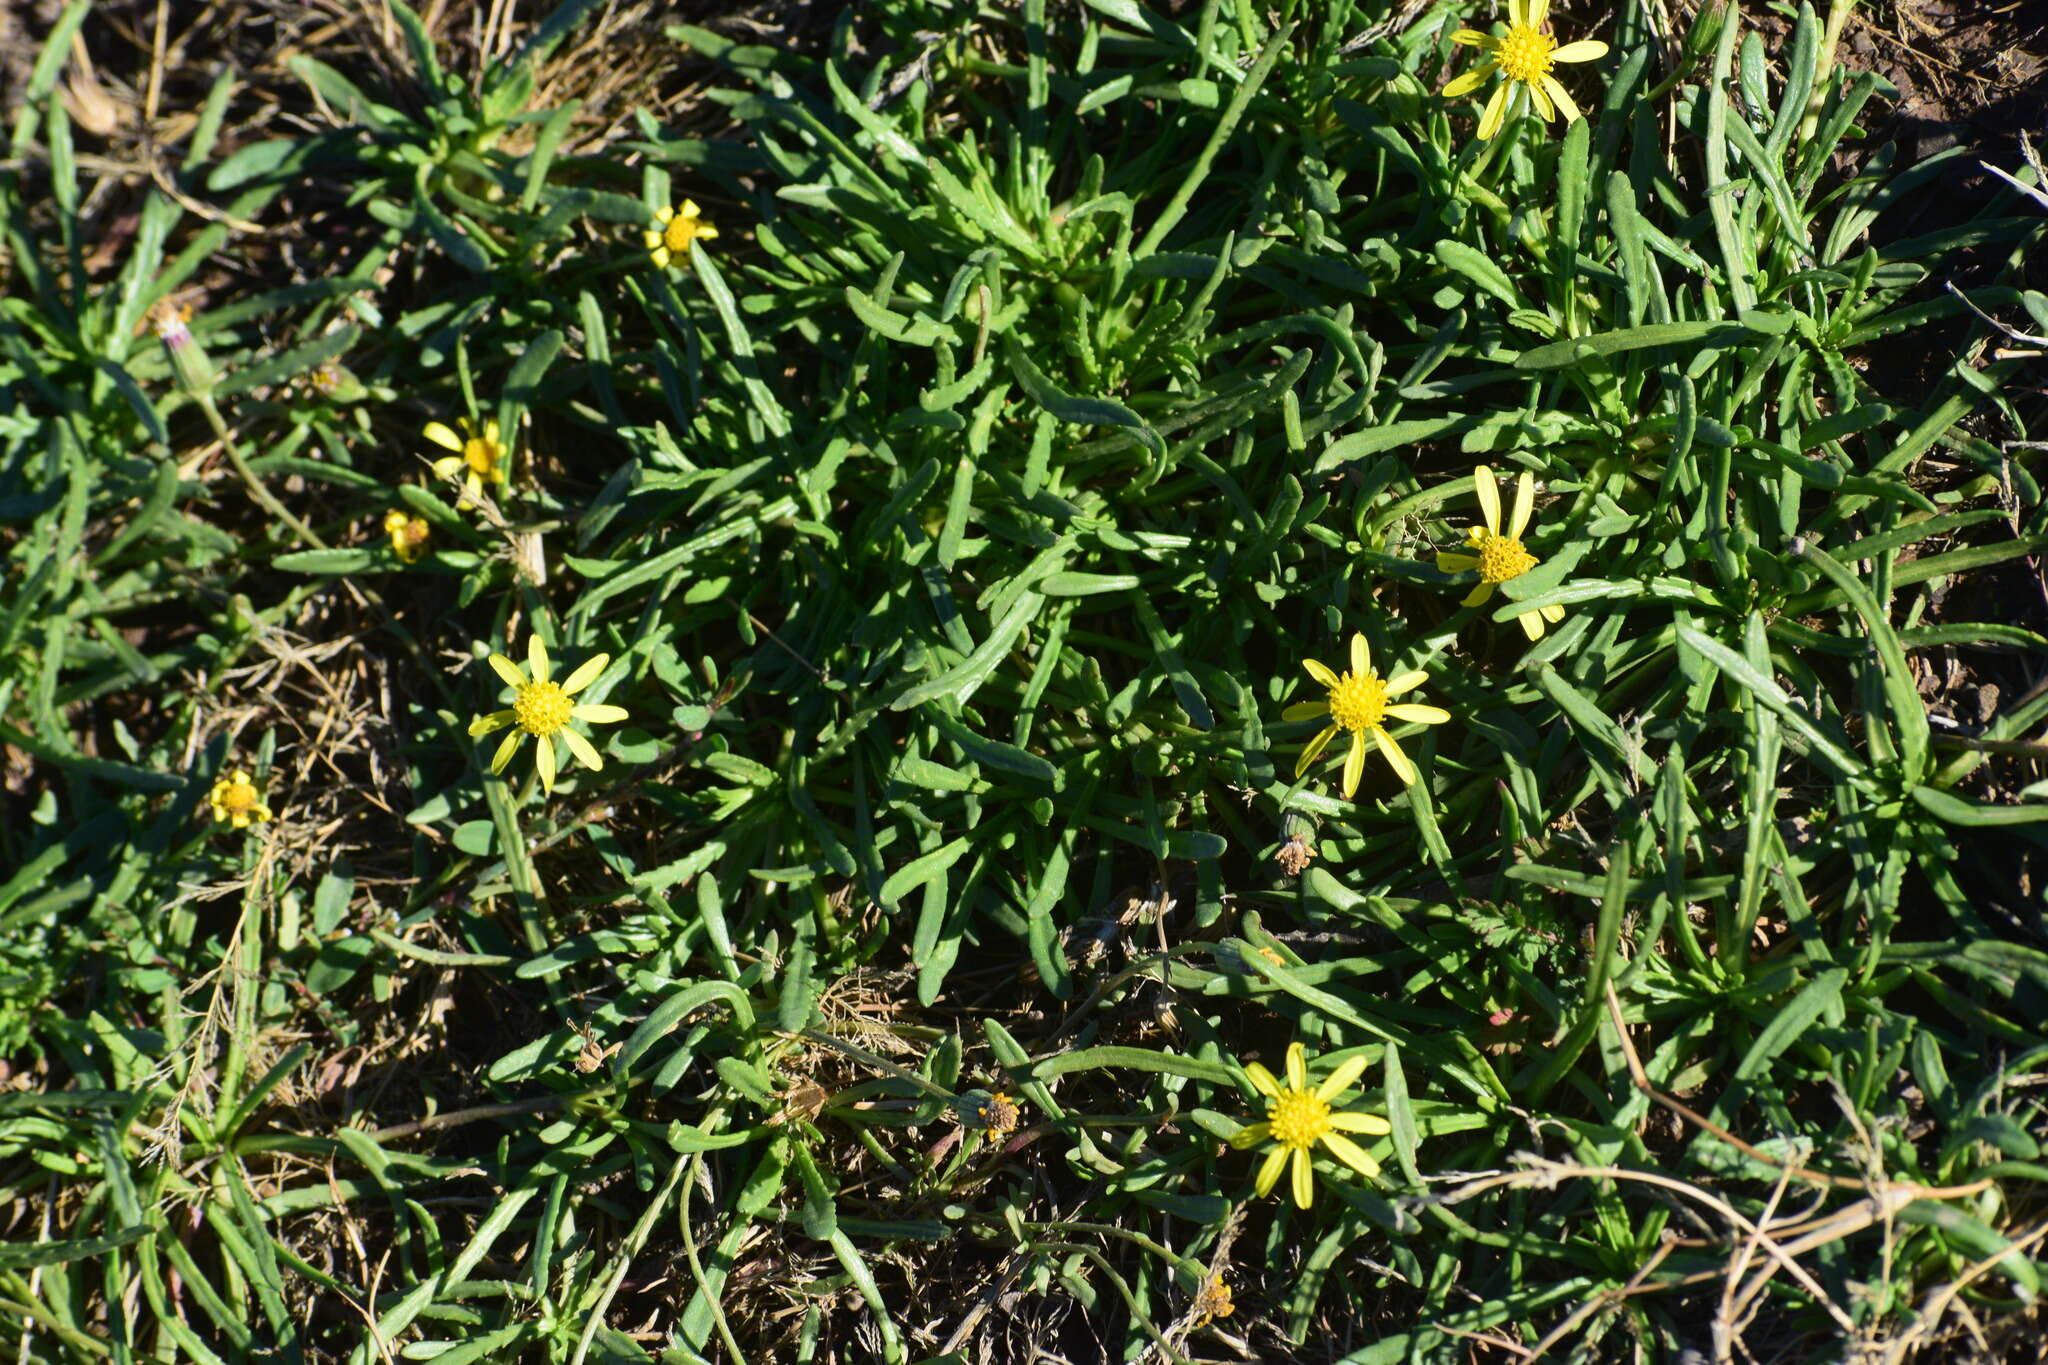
{"left": 664, "top": 215, "right": 706, "bottom": 253}
{"left": 1326, "top": 671, "right": 1389, "bottom": 733}
{"left": 514, "top": 680, "right": 573, "bottom": 737}
{"left": 1268, "top": 1087, "right": 1332, "bottom": 1150}
{"left": 463, "top": 438, "right": 499, "bottom": 477}
{"left": 1499, "top": 23, "right": 1557, "bottom": 85}
{"left": 1476, "top": 532, "right": 1540, "bottom": 583}
{"left": 218, "top": 779, "right": 259, "bottom": 814}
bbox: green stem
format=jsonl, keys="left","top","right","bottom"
{"left": 196, "top": 393, "right": 327, "bottom": 549}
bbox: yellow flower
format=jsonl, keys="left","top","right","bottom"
{"left": 1284, "top": 633, "right": 1449, "bottom": 795}
{"left": 467, "top": 634, "right": 628, "bottom": 794}
{"left": 643, "top": 199, "right": 718, "bottom": 268}
{"left": 424, "top": 417, "right": 507, "bottom": 508}
{"left": 208, "top": 769, "right": 273, "bottom": 829}
{"left": 1436, "top": 464, "right": 1566, "bottom": 641}
{"left": 1229, "top": 1042, "right": 1392, "bottom": 1208}
{"left": 383, "top": 509, "right": 429, "bottom": 563}
{"left": 1443, "top": 0, "right": 1610, "bottom": 141}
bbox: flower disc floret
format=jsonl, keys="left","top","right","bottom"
{"left": 1268, "top": 1088, "right": 1333, "bottom": 1147}
{"left": 1477, "top": 533, "right": 1538, "bottom": 583}
{"left": 514, "top": 680, "right": 573, "bottom": 737}
{"left": 1325, "top": 671, "right": 1388, "bottom": 733}
{"left": 1498, "top": 24, "right": 1557, "bottom": 83}
{"left": 468, "top": 634, "right": 630, "bottom": 795}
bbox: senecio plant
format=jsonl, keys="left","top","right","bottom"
{"left": 7, "top": 0, "right": 2043, "bottom": 1358}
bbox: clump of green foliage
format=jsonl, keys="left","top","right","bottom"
{"left": 2, "top": 0, "right": 2045, "bottom": 1361}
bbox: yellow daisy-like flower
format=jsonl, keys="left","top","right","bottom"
{"left": 467, "top": 634, "right": 628, "bottom": 794}
{"left": 1436, "top": 464, "right": 1567, "bottom": 641}
{"left": 1285, "top": 633, "right": 1449, "bottom": 795}
{"left": 383, "top": 509, "right": 430, "bottom": 563}
{"left": 1443, "top": 0, "right": 1610, "bottom": 141}
{"left": 208, "top": 769, "right": 273, "bottom": 829}
{"left": 643, "top": 199, "right": 718, "bottom": 269}
{"left": 424, "top": 417, "right": 507, "bottom": 508}
{"left": 1228, "top": 1042, "right": 1393, "bottom": 1209}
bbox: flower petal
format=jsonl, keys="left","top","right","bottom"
{"left": 1384, "top": 670, "right": 1430, "bottom": 697}
{"left": 1542, "top": 603, "right": 1567, "bottom": 622}
{"left": 491, "top": 729, "right": 524, "bottom": 774}
{"left": 1386, "top": 703, "right": 1452, "bottom": 725}
{"left": 1478, "top": 80, "right": 1511, "bottom": 140}
{"left": 561, "top": 653, "right": 609, "bottom": 696}
{"left": 1349, "top": 632, "right": 1370, "bottom": 677}
{"left": 1473, "top": 465, "right": 1500, "bottom": 533}
{"left": 536, "top": 733, "right": 558, "bottom": 792}
{"left": 1442, "top": 62, "right": 1498, "bottom": 98}
{"left": 1541, "top": 73, "right": 1581, "bottom": 124}
{"left": 484, "top": 420, "right": 501, "bottom": 444}
{"left": 1328, "top": 1111, "right": 1393, "bottom": 1135}
{"left": 1255, "top": 1147, "right": 1288, "bottom": 1198}
{"left": 1341, "top": 729, "right": 1368, "bottom": 798}
{"left": 1552, "top": 39, "right": 1609, "bottom": 63}
{"left": 1320, "top": 1131, "right": 1382, "bottom": 1180}
{"left": 528, "top": 633, "right": 551, "bottom": 684}
{"left": 1290, "top": 1147, "right": 1314, "bottom": 1208}
{"left": 681, "top": 198, "right": 701, "bottom": 217}
{"left": 650, "top": 247, "right": 671, "bottom": 268}
{"left": 562, "top": 726, "right": 604, "bottom": 773}
{"left": 1285, "top": 1043, "right": 1308, "bottom": 1093}
{"left": 655, "top": 204, "right": 674, "bottom": 224}
{"left": 1510, "top": 471, "right": 1536, "bottom": 539}
{"left": 573, "top": 703, "right": 630, "bottom": 724}
{"left": 1461, "top": 580, "right": 1496, "bottom": 608}
{"left": 1244, "top": 1062, "right": 1282, "bottom": 1100}
{"left": 431, "top": 455, "right": 465, "bottom": 479}
{"left": 1527, "top": 78, "right": 1556, "bottom": 122}
{"left": 1295, "top": 724, "right": 1339, "bottom": 779}
{"left": 1437, "top": 552, "right": 1480, "bottom": 572}
{"left": 642, "top": 230, "right": 663, "bottom": 249}
{"left": 696, "top": 223, "right": 719, "bottom": 241}
{"left": 1373, "top": 727, "right": 1418, "bottom": 786}
{"left": 1281, "top": 700, "right": 1331, "bottom": 722}
{"left": 1302, "top": 657, "right": 1339, "bottom": 689}
{"left": 1519, "top": 608, "right": 1548, "bottom": 641}
{"left": 1230, "top": 1121, "right": 1272, "bottom": 1151}
{"left": 1450, "top": 28, "right": 1500, "bottom": 48}
{"left": 469, "top": 709, "right": 516, "bottom": 737}
{"left": 1317, "top": 1055, "right": 1369, "bottom": 1102}
{"left": 423, "top": 421, "right": 463, "bottom": 452}
{"left": 489, "top": 654, "right": 526, "bottom": 689}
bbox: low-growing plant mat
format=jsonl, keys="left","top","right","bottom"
{"left": 1, "top": 0, "right": 2046, "bottom": 1361}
